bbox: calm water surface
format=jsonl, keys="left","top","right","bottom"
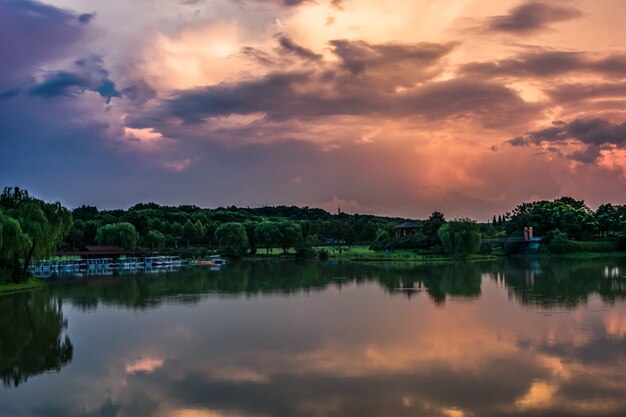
{"left": 2, "top": 257, "right": 626, "bottom": 417}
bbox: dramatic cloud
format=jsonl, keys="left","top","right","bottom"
{"left": 508, "top": 118, "right": 626, "bottom": 163}
{"left": 28, "top": 56, "right": 120, "bottom": 103}
{"left": 484, "top": 1, "right": 583, "bottom": 34}
{"left": 460, "top": 50, "right": 626, "bottom": 79}
{"left": 330, "top": 40, "right": 456, "bottom": 78}
{"left": 546, "top": 82, "right": 626, "bottom": 104}
{"left": 1, "top": 0, "right": 625, "bottom": 215}
{"left": 134, "top": 71, "right": 538, "bottom": 131}
{"left": 133, "top": 37, "right": 537, "bottom": 129}
{"left": 276, "top": 35, "right": 322, "bottom": 61}
{"left": 0, "top": 0, "right": 88, "bottom": 89}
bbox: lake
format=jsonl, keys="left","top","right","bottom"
{"left": 2, "top": 257, "right": 626, "bottom": 417}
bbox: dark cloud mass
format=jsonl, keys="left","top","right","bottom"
{"left": 547, "top": 82, "right": 626, "bottom": 103}
{"left": 78, "top": 12, "right": 95, "bottom": 24}
{"left": 330, "top": 40, "right": 456, "bottom": 78}
{"left": 136, "top": 71, "right": 538, "bottom": 129}
{"left": 0, "top": 0, "right": 87, "bottom": 89}
{"left": 1, "top": 0, "right": 625, "bottom": 216}
{"left": 460, "top": 50, "right": 626, "bottom": 79}
{"left": 485, "top": 1, "right": 583, "bottom": 34}
{"left": 131, "top": 39, "right": 534, "bottom": 129}
{"left": 28, "top": 56, "right": 120, "bottom": 103}
{"left": 508, "top": 118, "right": 626, "bottom": 163}
{"left": 277, "top": 35, "right": 322, "bottom": 61}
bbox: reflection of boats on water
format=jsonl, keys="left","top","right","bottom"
{"left": 29, "top": 255, "right": 224, "bottom": 279}
{"left": 393, "top": 281, "right": 423, "bottom": 297}
{"left": 193, "top": 255, "right": 226, "bottom": 267}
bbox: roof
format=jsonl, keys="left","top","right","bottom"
{"left": 84, "top": 246, "right": 124, "bottom": 252}
{"left": 393, "top": 221, "right": 422, "bottom": 229}
{"left": 57, "top": 246, "right": 151, "bottom": 256}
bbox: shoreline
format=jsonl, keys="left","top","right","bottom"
{"left": 0, "top": 278, "right": 45, "bottom": 296}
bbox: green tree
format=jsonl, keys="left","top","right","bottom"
{"left": 506, "top": 197, "right": 597, "bottom": 239}
{"left": 215, "top": 222, "right": 248, "bottom": 258}
{"left": 170, "top": 222, "right": 183, "bottom": 247}
{"left": 124, "top": 210, "right": 150, "bottom": 237}
{"left": 544, "top": 229, "right": 569, "bottom": 254}
{"left": 95, "top": 222, "right": 139, "bottom": 250}
{"left": 438, "top": 219, "right": 481, "bottom": 256}
{"left": 277, "top": 221, "right": 304, "bottom": 253}
{"left": 0, "top": 187, "right": 72, "bottom": 282}
{"left": 193, "top": 220, "right": 206, "bottom": 244}
{"left": 182, "top": 220, "right": 197, "bottom": 247}
{"left": 143, "top": 230, "right": 166, "bottom": 250}
{"left": 596, "top": 203, "right": 622, "bottom": 236}
{"left": 242, "top": 220, "right": 258, "bottom": 255}
{"left": 0, "top": 210, "right": 31, "bottom": 281}
{"left": 423, "top": 211, "right": 446, "bottom": 248}
{"left": 66, "top": 219, "right": 86, "bottom": 250}
{"left": 254, "top": 221, "right": 281, "bottom": 254}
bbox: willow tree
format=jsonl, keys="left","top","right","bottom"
{"left": 95, "top": 222, "right": 139, "bottom": 250}
{"left": 0, "top": 187, "right": 72, "bottom": 283}
{"left": 0, "top": 210, "right": 31, "bottom": 280}
{"left": 438, "top": 219, "right": 481, "bottom": 257}
{"left": 215, "top": 222, "right": 248, "bottom": 258}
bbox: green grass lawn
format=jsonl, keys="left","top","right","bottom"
{"left": 246, "top": 245, "right": 497, "bottom": 263}
{"left": 0, "top": 278, "right": 45, "bottom": 295}
{"left": 325, "top": 246, "right": 495, "bottom": 262}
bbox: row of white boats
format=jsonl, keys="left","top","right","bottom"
{"left": 29, "top": 256, "right": 225, "bottom": 278}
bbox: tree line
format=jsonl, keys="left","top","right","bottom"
{"left": 63, "top": 201, "right": 405, "bottom": 257}
{"left": 3, "top": 186, "right": 626, "bottom": 283}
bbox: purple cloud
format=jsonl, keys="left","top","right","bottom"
{"left": 484, "top": 1, "right": 582, "bottom": 34}
{"left": 0, "top": 0, "right": 88, "bottom": 89}
{"left": 507, "top": 118, "right": 626, "bottom": 163}
{"left": 460, "top": 50, "right": 626, "bottom": 79}
{"left": 28, "top": 56, "right": 120, "bottom": 103}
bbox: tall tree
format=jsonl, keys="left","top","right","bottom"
{"left": 0, "top": 187, "right": 72, "bottom": 282}
{"left": 95, "top": 222, "right": 139, "bottom": 250}
{"left": 438, "top": 219, "right": 481, "bottom": 256}
{"left": 423, "top": 211, "right": 446, "bottom": 247}
{"left": 254, "top": 221, "right": 281, "bottom": 254}
{"left": 182, "top": 220, "right": 197, "bottom": 247}
{"left": 277, "top": 221, "right": 304, "bottom": 253}
{"left": 215, "top": 222, "right": 248, "bottom": 258}
{"left": 143, "top": 230, "right": 166, "bottom": 250}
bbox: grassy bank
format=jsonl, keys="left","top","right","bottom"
{"left": 536, "top": 251, "right": 626, "bottom": 260}
{"left": 0, "top": 278, "right": 45, "bottom": 296}
{"left": 327, "top": 246, "right": 496, "bottom": 263}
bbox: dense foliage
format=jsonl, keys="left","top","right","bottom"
{"left": 506, "top": 197, "right": 599, "bottom": 239}
{"left": 438, "top": 220, "right": 482, "bottom": 256}
{"left": 63, "top": 202, "right": 407, "bottom": 256}
{"left": 3, "top": 185, "right": 626, "bottom": 267}
{"left": 0, "top": 188, "right": 72, "bottom": 282}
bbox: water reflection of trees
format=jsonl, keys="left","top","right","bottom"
{"left": 47, "top": 261, "right": 486, "bottom": 309}
{"left": 488, "top": 257, "right": 626, "bottom": 308}
{"left": 45, "top": 257, "right": 626, "bottom": 310}
{"left": 0, "top": 290, "right": 73, "bottom": 387}
{"left": 370, "top": 262, "right": 483, "bottom": 303}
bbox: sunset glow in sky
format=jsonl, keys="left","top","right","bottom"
{"left": 1, "top": 0, "right": 625, "bottom": 218}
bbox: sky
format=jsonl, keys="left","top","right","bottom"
{"left": 0, "top": 0, "right": 625, "bottom": 219}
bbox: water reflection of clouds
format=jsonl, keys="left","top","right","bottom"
{"left": 125, "top": 358, "right": 164, "bottom": 374}
{"left": 4, "top": 260, "right": 626, "bottom": 417}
